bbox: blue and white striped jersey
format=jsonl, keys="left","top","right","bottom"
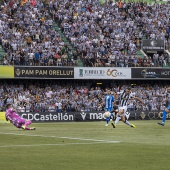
{"left": 104, "top": 94, "right": 114, "bottom": 109}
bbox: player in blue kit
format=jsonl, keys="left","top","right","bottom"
{"left": 158, "top": 87, "right": 170, "bottom": 126}
{"left": 104, "top": 89, "right": 115, "bottom": 126}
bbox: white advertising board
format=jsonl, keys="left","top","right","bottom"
{"left": 74, "top": 67, "right": 131, "bottom": 79}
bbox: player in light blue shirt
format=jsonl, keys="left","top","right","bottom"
{"left": 104, "top": 89, "right": 115, "bottom": 126}
{"left": 158, "top": 87, "right": 170, "bottom": 126}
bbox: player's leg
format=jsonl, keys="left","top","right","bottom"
{"left": 20, "top": 118, "right": 36, "bottom": 130}
{"left": 14, "top": 118, "right": 28, "bottom": 130}
{"left": 110, "top": 113, "right": 114, "bottom": 121}
{"left": 13, "top": 119, "right": 22, "bottom": 129}
{"left": 13, "top": 118, "right": 25, "bottom": 129}
{"left": 105, "top": 108, "right": 112, "bottom": 126}
{"left": 111, "top": 108, "right": 123, "bottom": 128}
{"left": 158, "top": 107, "right": 170, "bottom": 126}
{"left": 105, "top": 117, "right": 110, "bottom": 126}
{"left": 121, "top": 116, "right": 136, "bottom": 128}
{"left": 23, "top": 120, "right": 36, "bottom": 130}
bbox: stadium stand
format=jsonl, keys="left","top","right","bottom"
{"left": 0, "top": 0, "right": 169, "bottom": 67}
{"left": 0, "top": 45, "right": 5, "bottom": 64}
{"left": 0, "top": 0, "right": 77, "bottom": 66}
{"left": 47, "top": 0, "right": 170, "bottom": 67}
{"left": 0, "top": 79, "right": 169, "bottom": 113}
{"left": 0, "top": 0, "right": 170, "bottom": 121}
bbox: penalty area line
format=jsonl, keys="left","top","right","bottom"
{"left": 0, "top": 132, "right": 121, "bottom": 143}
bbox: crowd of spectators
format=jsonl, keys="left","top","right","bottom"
{"left": 50, "top": 0, "right": 170, "bottom": 67}
{"left": 0, "top": 0, "right": 75, "bottom": 66}
{"left": 0, "top": 0, "right": 170, "bottom": 67}
{"left": 0, "top": 80, "right": 169, "bottom": 113}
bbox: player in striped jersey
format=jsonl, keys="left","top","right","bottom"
{"left": 111, "top": 87, "right": 143, "bottom": 128}
{"left": 158, "top": 87, "right": 170, "bottom": 126}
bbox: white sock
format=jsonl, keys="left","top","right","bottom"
{"left": 115, "top": 116, "right": 121, "bottom": 124}
{"left": 124, "top": 120, "right": 131, "bottom": 126}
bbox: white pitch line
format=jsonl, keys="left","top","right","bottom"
{"left": 0, "top": 132, "right": 121, "bottom": 143}
{"left": 0, "top": 141, "right": 120, "bottom": 148}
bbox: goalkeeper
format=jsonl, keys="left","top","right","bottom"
{"left": 5, "top": 104, "right": 36, "bottom": 130}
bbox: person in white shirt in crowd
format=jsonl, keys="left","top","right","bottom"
{"left": 48, "top": 103, "right": 56, "bottom": 112}
{"left": 55, "top": 100, "right": 62, "bottom": 112}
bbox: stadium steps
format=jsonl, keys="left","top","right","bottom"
{"left": 52, "top": 22, "right": 84, "bottom": 67}
{"left": 136, "top": 50, "right": 146, "bottom": 59}
{"left": 52, "top": 22, "right": 75, "bottom": 54}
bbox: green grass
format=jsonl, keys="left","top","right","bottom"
{"left": 0, "top": 120, "right": 170, "bottom": 170}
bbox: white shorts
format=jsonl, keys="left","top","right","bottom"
{"left": 118, "top": 106, "right": 130, "bottom": 120}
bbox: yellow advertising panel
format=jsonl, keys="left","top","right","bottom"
{"left": 0, "top": 66, "right": 14, "bottom": 78}
{"left": 0, "top": 112, "right": 9, "bottom": 123}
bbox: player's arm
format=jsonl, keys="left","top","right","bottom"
{"left": 112, "top": 106, "right": 118, "bottom": 114}
{"left": 118, "top": 90, "right": 128, "bottom": 100}
{"left": 113, "top": 91, "right": 118, "bottom": 103}
{"left": 102, "top": 98, "right": 104, "bottom": 106}
{"left": 165, "top": 93, "right": 168, "bottom": 102}
{"left": 112, "top": 94, "right": 115, "bottom": 104}
{"left": 164, "top": 94, "right": 169, "bottom": 106}
{"left": 5, "top": 114, "right": 11, "bottom": 122}
{"left": 12, "top": 109, "right": 16, "bottom": 113}
{"left": 122, "top": 98, "right": 129, "bottom": 100}
{"left": 103, "top": 96, "right": 107, "bottom": 106}
{"left": 104, "top": 96, "right": 106, "bottom": 103}
{"left": 5, "top": 116, "right": 8, "bottom": 121}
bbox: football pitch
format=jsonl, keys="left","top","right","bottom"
{"left": 0, "top": 120, "right": 170, "bottom": 170}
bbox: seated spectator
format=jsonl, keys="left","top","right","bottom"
{"left": 0, "top": 0, "right": 170, "bottom": 67}
{"left": 0, "top": 79, "right": 169, "bottom": 113}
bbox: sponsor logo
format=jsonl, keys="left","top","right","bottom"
{"left": 138, "top": 111, "right": 170, "bottom": 120}
{"left": 106, "top": 69, "right": 126, "bottom": 77}
{"left": 79, "top": 69, "right": 83, "bottom": 77}
{"left": 142, "top": 39, "right": 164, "bottom": 51}
{"left": 21, "top": 113, "right": 74, "bottom": 121}
{"left": 80, "top": 112, "right": 86, "bottom": 120}
{"left": 15, "top": 69, "right": 21, "bottom": 76}
{"left": 150, "top": 40, "right": 157, "bottom": 46}
{"left": 16, "top": 69, "right": 73, "bottom": 76}
{"left": 140, "top": 112, "right": 146, "bottom": 119}
{"left": 141, "top": 69, "right": 159, "bottom": 78}
{"left": 76, "top": 68, "right": 130, "bottom": 78}
{"left": 89, "top": 112, "right": 104, "bottom": 120}
{"left": 18, "top": 111, "right": 170, "bottom": 122}
{"left": 161, "top": 71, "right": 170, "bottom": 76}
{"left": 80, "top": 112, "right": 104, "bottom": 120}
{"left": 14, "top": 67, "right": 74, "bottom": 78}
{"left": 83, "top": 69, "right": 105, "bottom": 76}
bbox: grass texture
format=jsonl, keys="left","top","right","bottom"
{"left": 0, "top": 120, "right": 170, "bottom": 170}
